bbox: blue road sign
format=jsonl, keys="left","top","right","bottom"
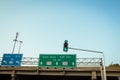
{"left": 1, "top": 54, "right": 23, "bottom": 66}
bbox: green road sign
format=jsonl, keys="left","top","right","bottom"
{"left": 39, "top": 54, "right": 76, "bottom": 68}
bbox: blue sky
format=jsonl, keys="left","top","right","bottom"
{"left": 0, "top": 0, "right": 120, "bottom": 66}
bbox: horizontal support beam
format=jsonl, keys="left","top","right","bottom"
{"left": 0, "top": 67, "right": 120, "bottom": 77}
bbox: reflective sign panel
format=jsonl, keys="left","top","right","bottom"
{"left": 1, "top": 54, "right": 23, "bottom": 66}
{"left": 39, "top": 54, "right": 76, "bottom": 68}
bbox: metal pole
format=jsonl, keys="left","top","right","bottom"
{"left": 100, "top": 58, "right": 104, "bottom": 80}
{"left": 12, "top": 32, "right": 19, "bottom": 54}
{"left": 68, "top": 47, "right": 103, "bottom": 53}
{"left": 102, "top": 53, "right": 107, "bottom": 80}
{"left": 18, "top": 41, "right": 23, "bottom": 54}
{"left": 12, "top": 41, "right": 17, "bottom": 54}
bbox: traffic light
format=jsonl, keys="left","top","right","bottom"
{"left": 63, "top": 40, "right": 68, "bottom": 52}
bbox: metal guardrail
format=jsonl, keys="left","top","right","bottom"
{"left": 0, "top": 57, "right": 102, "bottom": 67}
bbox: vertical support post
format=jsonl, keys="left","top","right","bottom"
{"left": 102, "top": 53, "right": 107, "bottom": 80}
{"left": 118, "top": 77, "right": 120, "bottom": 80}
{"left": 11, "top": 70, "right": 15, "bottom": 80}
{"left": 100, "top": 64, "right": 104, "bottom": 80}
{"left": 11, "top": 77, "right": 15, "bottom": 80}
{"left": 92, "top": 71, "right": 97, "bottom": 80}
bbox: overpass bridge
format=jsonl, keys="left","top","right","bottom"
{"left": 0, "top": 66, "right": 120, "bottom": 80}
{"left": 0, "top": 57, "right": 120, "bottom": 80}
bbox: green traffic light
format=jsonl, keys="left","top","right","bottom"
{"left": 64, "top": 48, "right": 67, "bottom": 51}
{"left": 63, "top": 47, "right": 68, "bottom": 52}
{"left": 63, "top": 40, "right": 68, "bottom": 52}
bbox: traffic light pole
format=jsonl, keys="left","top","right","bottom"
{"left": 68, "top": 47, "right": 103, "bottom": 53}
{"left": 68, "top": 47, "right": 107, "bottom": 80}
